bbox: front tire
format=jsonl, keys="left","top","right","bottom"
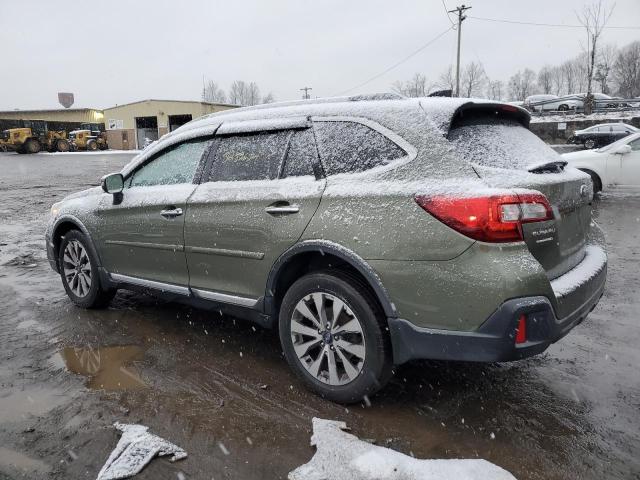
{"left": 558, "top": 104, "right": 569, "bottom": 111}
{"left": 279, "top": 271, "right": 392, "bottom": 403}
{"left": 86, "top": 139, "right": 98, "bottom": 151}
{"left": 584, "top": 138, "right": 596, "bottom": 149}
{"left": 58, "top": 230, "right": 115, "bottom": 309}
{"left": 25, "top": 139, "right": 41, "bottom": 154}
{"left": 56, "top": 139, "right": 70, "bottom": 152}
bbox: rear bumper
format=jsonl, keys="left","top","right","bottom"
{"left": 388, "top": 246, "right": 607, "bottom": 365}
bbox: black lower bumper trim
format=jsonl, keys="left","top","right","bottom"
{"left": 388, "top": 284, "right": 605, "bottom": 365}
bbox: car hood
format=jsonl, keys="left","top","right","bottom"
{"left": 61, "top": 186, "right": 102, "bottom": 202}
{"left": 561, "top": 150, "right": 603, "bottom": 162}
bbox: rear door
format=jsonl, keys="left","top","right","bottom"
{"left": 94, "top": 138, "right": 212, "bottom": 287}
{"left": 184, "top": 123, "right": 326, "bottom": 304}
{"left": 449, "top": 116, "right": 593, "bottom": 280}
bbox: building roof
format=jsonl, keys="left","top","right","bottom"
{"left": 103, "top": 99, "right": 239, "bottom": 111}
{"left": 0, "top": 107, "right": 102, "bottom": 114}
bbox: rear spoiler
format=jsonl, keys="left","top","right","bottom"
{"left": 448, "top": 102, "right": 531, "bottom": 132}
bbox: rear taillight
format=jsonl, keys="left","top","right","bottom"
{"left": 415, "top": 192, "right": 553, "bottom": 243}
{"left": 515, "top": 314, "right": 527, "bottom": 344}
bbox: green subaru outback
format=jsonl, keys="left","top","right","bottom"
{"left": 46, "top": 95, "right": 607, "bottom": 402}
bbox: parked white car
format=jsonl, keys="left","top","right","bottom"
{"left": 561, "top": 132, "right": 640, "bottom": 192}
{"left": 524, "top": 94, "right": 581, "bottom": 112}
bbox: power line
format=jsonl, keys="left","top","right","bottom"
{"left": 441, "top": 0, "right": 455, "bottom": 26}
{"left": 335, "top": 26, "right": 454, "bottom": 96}
{"left": 468, "top": 15, "right": 640, "bottom": 30}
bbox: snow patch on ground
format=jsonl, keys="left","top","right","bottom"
{"left": 289, "top": 418, "right": 517, "bottom": 480}
{"left": 96, "top": 423, "right": 186, "bottom": 480}
{"left": 551, "top": 245, "right": 607, "bottom": 298}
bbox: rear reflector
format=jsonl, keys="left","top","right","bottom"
{"left": 414, "top": 192, "right": 553, "bottom": 243}
{"left": 515, "top": 314, "right": 527, "bottom": 344}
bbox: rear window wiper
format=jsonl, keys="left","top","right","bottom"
{"left": 528, "top": 160, "right": 567, "bottom": 174}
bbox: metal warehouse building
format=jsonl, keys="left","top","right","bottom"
{"left": 103, "top": 99, "right": 237, "bottom": 150}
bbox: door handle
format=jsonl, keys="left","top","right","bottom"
{"left": 265, "top": 204, "right": 300, "bottom": 215}
{"left": 160, "top": 207, "right": 183, "bottom": 219}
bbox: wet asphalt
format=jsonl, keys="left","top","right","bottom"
{"left": 0, "top": 151, "right": 638, "bottom": 480}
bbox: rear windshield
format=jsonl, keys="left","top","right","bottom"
{"left": 448, "top": 117, "right": 560, "bottom": 170}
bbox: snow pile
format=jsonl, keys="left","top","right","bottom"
{"left": 96, "top": 423, "right": 187, "bottom": 480}
{"left": 289, "top": 418, "right": 517, "bottom": 480}
{"left": 551, "top": 245, "right": 607, "bottom": 298}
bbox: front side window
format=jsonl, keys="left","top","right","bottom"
{"left": 209, "top": 131, "right": 290, "bottom": 181}
{"left": 313, "top": 121, "right": 406, "bottom": 175}
{"left": 629, "top": 138, "right": 640, "bottom": 151}
{"left": 129, "top": 138, "right": 211, "bottom": 187}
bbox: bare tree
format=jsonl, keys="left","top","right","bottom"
{"left": 391, "top": 73, "right": 431, "bottom": 97}
{"left": 508, "top": 69, "right": 537, "bottom": 100}
{"left": 594, "top": 43, "right": 618, "bottom": 94}
{"left": 561, "top": 60, "right": 578, "bottom": 95}
{"left": 612, "top": 41, "right": 640, "bottom": 97}
{"left": 262, "top": 92, "right": 276, "bottom": 104}
{"left": 485, "top": 79, "right": 504, "bottom": 100}
{"left": 537, "top": 66, "right": 554, "bottom": 94}
{"left": 202, "top": 80, "right": 227, "bottom": 104}
{"left": 576, "top": 0, "right": 615, "bottom": 113}
{"left": 246, "top": 82, "right": 261, "bottom": 106}
{"left": 461, "top": 62, "right": 486, "bottom": 97}
{"left": 549, "top": 66, "right": 565, "bottom": 95}
{"left": 228, "top": 80, "right": 264, "bottom": 106}
{"left": 437, "top": 66, "right": 457, "bottom": 93}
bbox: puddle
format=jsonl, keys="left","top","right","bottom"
{"left": 0, "top": 447, "right": 50, "bottom": 475}
{"left": 55, "top": 345, "right": 147, "bottom": 391}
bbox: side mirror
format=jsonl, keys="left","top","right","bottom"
{"left": 614, "top": 144, "right": 632, "bottom": 155}
{"left": 101, "top": 173, "right": 124, "bottom": 193}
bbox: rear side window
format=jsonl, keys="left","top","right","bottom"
{"left": 314, "top": 121, "right": 406, "bottom": 175}
{"left": 282, "top": 129, "right": 316, "bottom": 178}
{"left": 449, "top": 117, "right": 561, "bottom": 171}
{"left": 129, "top": 138, "right": 211, "bottom": 187}
{"left": 209, "top": 131, "right": 290, "bottom": 181}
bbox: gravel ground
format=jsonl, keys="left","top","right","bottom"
{"left": 0, "top": 151, "right": 638, "bottom": 480}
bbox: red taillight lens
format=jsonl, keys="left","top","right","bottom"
{"left": 515, "top": 314, "right": 527, "bottom": 344}
{"left": 414, "top": 193, "right": 552, "bottom": 243}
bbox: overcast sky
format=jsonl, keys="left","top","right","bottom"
{"left": 1, "top": 0, "right": 638, "bottom": 110}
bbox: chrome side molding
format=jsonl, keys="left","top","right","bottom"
{"left": 108, "top": 273, "right": 260, "bottom": 308}
{"left": 109, "top": 273, "right": 190, "bottom": 296}
{"left": 191, "top": 288, "right": 259, "bottom": 308}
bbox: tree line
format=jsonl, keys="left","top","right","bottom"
{"left": 392, "top": 39, "right": 640, "bottom": 102}
{"left": 202, "top": 80, "right": 275, "bottom": 106}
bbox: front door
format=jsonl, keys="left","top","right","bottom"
{"left": 185, "top": 127, "right": 325, "bottom": 303}
{"left": 94, "top": 138, "right": 212, "bottom": 286}
{"left": 619, "top": 137, "right": 640, "bottom": 187}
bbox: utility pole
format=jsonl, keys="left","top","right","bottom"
{"left": 448, "top": 4, "right": 471, "bottom": 97}
{"left": 300, "top": 87, "right": 312, "bottom": 100}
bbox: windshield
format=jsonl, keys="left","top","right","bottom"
{"left": 449, "top": 117, "right": 560, "bottom": 170}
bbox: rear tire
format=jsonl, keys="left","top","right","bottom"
{"left": 558, "top": 104, "right": 569, "bottom": 111}
{"left": 279, "top": 271, "right": 393, "bottom": 403}
{"left": 58, "top": 230, "right": 115, "bottom": 309}
{"left": 86, "top": 139, "right": 98, "bottom": 151}
{"left": 24, "top": 139, "right": 41, "bottom": 154}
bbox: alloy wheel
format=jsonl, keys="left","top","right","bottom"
{"left": 290, "top": 292, "right": 366, "bottom": 386}
{"left": 62, "top": 240, "right": 92, "bottom": 298}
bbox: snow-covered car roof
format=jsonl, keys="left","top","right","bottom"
{"left": 122, "top": 95, "right": 530, "bottom": 176}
